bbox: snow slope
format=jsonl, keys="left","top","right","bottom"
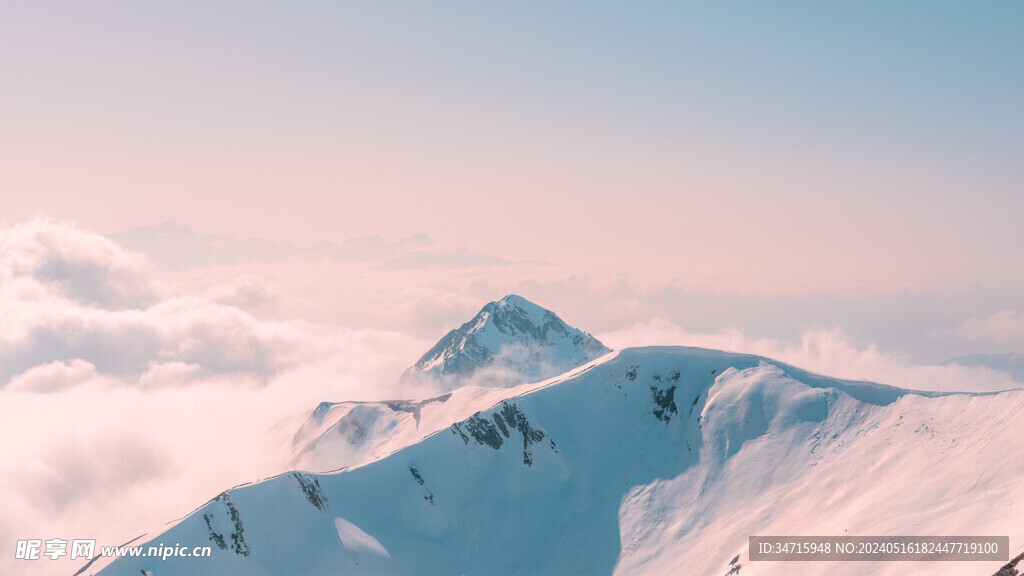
{"left": 95, "top": 347, "right": 1024, "bottom": 576}
{"left": 400, "top": 294, "right": 610, "bottom": 391}
{"left": 288, "top": 358, "right": 602, "bottom": 473}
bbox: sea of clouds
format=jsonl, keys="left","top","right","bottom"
{"left": 1, "top": 218, "right": 1020, "bottom": 576}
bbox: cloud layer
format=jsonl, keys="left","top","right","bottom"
{"left": 598, "top": 320, "right": 1022, "bottom": 393}
{"left": 1, "top": 218, "right": 1020, "bottom": 576}
{"left": 951, "top": 309, "right": 1024, "bottom": 343}
{"left": 1, "top": 219, "right": 155, "bottom": 309}
{"left": 0, "top": 219, "right": 434, "bottom": 576}
{"left": 0, "top": 220, "right": 324, "bottom": 388}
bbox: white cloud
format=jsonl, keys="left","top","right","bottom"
{"left": 0, "top": 221, "right": 323, "bottom": 387}
{"left": 1, "top": 218, "right": 155, "bottom": 309}
{"left": 6, "top": 359, "right": 104, "bottom": 393}
{"left": 202, "top": 274, "right": 279, "bottom": 309}
{"left": 0, "top": 293, "right": 310, "bottom": 385}
{"left": 598, "top": 319, "right": 1023, "bottom": 393}
{"left": 950, "top": 309, "right": 1024, "bottom": 342}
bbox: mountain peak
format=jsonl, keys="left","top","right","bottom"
{"left": 402, "top": 295, "right": 610, "bottom": 390}
{"left": 497, "top": 293, "right": 529, "bottom": 306}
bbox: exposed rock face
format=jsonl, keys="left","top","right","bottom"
{"left": 450, "top": 401, "right": 552, "bottom": 466}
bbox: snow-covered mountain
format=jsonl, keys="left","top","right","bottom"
{"left": 400, "top": 294, "right": 610, "bottom": 391}
{"left": 94, "top": 347, "right": 1024, "bottom": 576}
{"left": 287, "top": 372, "right": 583, "bottom": 473}
{"left": 286, "top": 295, "right": 608, "bottom": 473}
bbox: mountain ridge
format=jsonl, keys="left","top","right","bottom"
{"left": 96, "top": 346, "right": 1023, "bottom": 576}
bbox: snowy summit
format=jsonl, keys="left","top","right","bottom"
{"left": 401, "top": 295, "right": 610, "bottom": 390}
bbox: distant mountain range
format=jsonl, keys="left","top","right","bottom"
{"left": 107, "top": 221, "right": 523, "bottom": 270}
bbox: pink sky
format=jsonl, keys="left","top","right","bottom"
{"left": 2, "top": 4, "right": 1021, "bottom": 294}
